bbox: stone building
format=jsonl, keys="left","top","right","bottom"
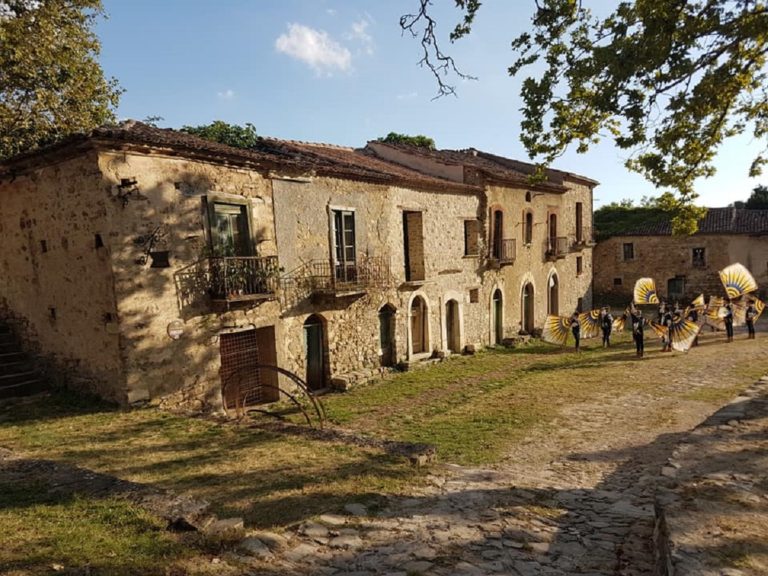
{"left": 593, "top": 207, "right": 768, "bottom": 304}
{"left": 0, "top": 122, "right": 597, "bottom": 410}
{"left": 367, "top": 142, "right": 597, "bottom": 338}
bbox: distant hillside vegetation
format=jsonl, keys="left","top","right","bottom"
{"left": 594, "top": 204, "right": 667, "bottom": 241}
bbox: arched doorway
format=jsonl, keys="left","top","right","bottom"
{"left": 492, "top": 289, "right": 503, "bottom": 344}
{"left": 303, "top": 314, "right": 327, "bottom": 391}
{"left": 410, "top": 296, "right": 429, "bottom": 354}
{"left": 445, "top": 299, "right": 461, "bottom": 353}
{"left": 378, "top": 304, "right": 397, "bottom": 367}
{"left": 522, "top": 283, "right": 535, "bottom": 334}
{"left": 548, "top": 273, "right": 559, "bottom": 315}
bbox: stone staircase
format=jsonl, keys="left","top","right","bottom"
{"left": 0, "top": 323, "right": 44, "bottom": 399}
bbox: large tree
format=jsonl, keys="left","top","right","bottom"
{"left": 402, "top": 0, "right": 767, "bottom": 233}
{"left": 0, "top": 0, "right": 120, "bottom": 160}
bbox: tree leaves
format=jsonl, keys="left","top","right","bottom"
{"left": 402, "top": 0, "right": 768, "bottom": 234}
{"left": 0, "top": 0, "right": 121, "bottom": 160}
{"left": 180, "top": 121, "right": 259, "bottom": 149}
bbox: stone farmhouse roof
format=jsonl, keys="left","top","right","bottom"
{"left": 615, "top": 207, "right": 768, "bottom": 236}
{"left": 0, "top": 121, "right": 478, "bottom": 195}
{"left": 366, "top": 141, "right": 599, "bottom": 189}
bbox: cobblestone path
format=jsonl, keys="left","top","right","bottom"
{"left": 252, "top": 337, "right": 767, "bottom": 576}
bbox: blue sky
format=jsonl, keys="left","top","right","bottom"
{"left": 97, "top": 1, "right": 764, "bottom": 208}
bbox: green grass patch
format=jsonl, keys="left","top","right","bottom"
{"left": 0, "top": 481, "right": 187, "bottom": 575}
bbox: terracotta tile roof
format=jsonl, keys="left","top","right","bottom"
{"left": 366, "top": 141, "right": 598, "bottom": 188}
{"left": 266, "top": 139, "right": 478, "bottom": 194}
{"left": 0, "top": 121, "right": 479, "bottom": 194}
{"left": 616, "top": 207, "right": 768, "bottom": 236}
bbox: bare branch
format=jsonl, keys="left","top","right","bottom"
{"left": 400, "top": 0, "right": 476, "bottom": 99}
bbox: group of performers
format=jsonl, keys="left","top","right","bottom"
{"left": 544, "top": 263, "right": 765, "bottom": 356}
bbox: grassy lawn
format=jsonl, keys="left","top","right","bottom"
{"left": 1, "top": 332, "right": 767, "bottom": 574}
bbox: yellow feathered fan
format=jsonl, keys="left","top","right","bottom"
{"left": 634, "top": 277, "right": 659, "bottom": 304}
{"left": 719, "top": 263, "right": 758, "bottom": 299}
{"left": 542, "top": 315, "right": 571, "bottom": 346}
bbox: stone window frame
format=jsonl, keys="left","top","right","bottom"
{"left": 692, "top": 247, "right": 706, "bottom": 268}
{"left": 203, "top": 192, "right": 257, "bottom": 256}
{"left": 576, "top": 256, "right": 583, "bottom": 276}
{"left": 622, "top": 242, "right": 635, "bottom": 261}
{"left": 523, "top": 210, "right": 534, "bottom": 246}
{"left": 463, "top": 219, "right": 480, "bottom": 257}
{"left": 328, "top": 204, "right": 358, "bottom": 274}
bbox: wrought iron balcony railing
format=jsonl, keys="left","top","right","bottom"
{"left": 545, "top": 237, "right": 569, "bottom": 260}
{"left": 281, "top": 255, "right": 392, "bottom": 305}
{"left": 174, "top": 255, "right": 280, "bottom": 309}
{"left": 572, "top": 227, "right": 595, "bottom": 249}
{"left": 490, "top": 239, "right": 516, "bottom": 265}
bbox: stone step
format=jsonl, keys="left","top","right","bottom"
{"left": 0, "top": 351, "right": 24, "bottom": 362}
{"left": 0, "top": 341, "right": 18, "bottom": 353}
{"left": 0, "top": 370, "right": 37, "bottom": 386}
{"left": 0, "top": 378, "right": 44, "bottom": 400}
{"left": 0, "top": 360, "right": 31, "bottom": 375}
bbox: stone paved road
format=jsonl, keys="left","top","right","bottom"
{"left": 244, "top": 334, "right": 768, "bottom": 575}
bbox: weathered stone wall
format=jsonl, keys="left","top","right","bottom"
{"left": 98, "top": 151, "right": 283, "bottom": 408}
{"left": 273, "top": 177, "right": 489, "bottom": 383}
{"left": 484, "top": 181, "right": 594, "bottom": 336}
{"left": 0, "top": 153, "right": 125, "bottom": 401}
{"left": 593, "top": 234, "right": 768, "bottom": 304}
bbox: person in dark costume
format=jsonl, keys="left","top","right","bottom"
{"left": 570, "top": 311, "right": 581, "bottom": 352}
{"left": 662, "top": 309, "right": 674, "bottom": 352}
{"left": 745, "top": 300, "right": 757, "bottom": 339}
{"left": 630, "top": 307, "right": 644, "bottom": 358}
{"left": 600, "top": 307, "right": 613, "bottom": 347}
{"left": 724, "top": 300, "right": 734, "bottom": 343}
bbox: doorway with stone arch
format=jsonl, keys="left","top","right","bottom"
{"left": 548, "top": 272, "right": 559, "bottom": 316}
{"left": 521, "top": 282, "right": 535, "bottom": 334}
{"left": 491, "top": 288, "right": 503, "bottom": 344}
{"left": 378, "top": 304, "right": 397, "bottom": 367}
{"left": 410, "top": 295, "right": 429, "bottom": 355}
{"left": 445, "top": 299, "right": 461, "bottom": 353}
{"left": 303, "top": 314, "right": 328, "bottom": 391}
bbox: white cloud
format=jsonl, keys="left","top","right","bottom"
{"left": 346, "top": 17, "right": 374, "bottom": 55}
{"left": 275, "top": 23, "right": 351, "bottom": 75}
{"left": 217, "top": 89, "right": 235, "bottom": 100}
{"left": 326, "top": 8, "right": 337, "bottom": 16}
{"left": 396, "top": 91, "right": 418, "bottom": 101}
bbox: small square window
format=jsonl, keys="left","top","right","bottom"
{"left": 469, "top": 288, "right": 479, "bottom": 303}
{"left": 692, "top": 247, "right": 705, "bottom": 268}
{"left": 623, "top": 242, "right": 634, "bottom": 261}
{"left": 576, "top": 256, "right": 583, "bottom": 275}
{"left": 613, "top": 277, "right": 623, "bottom": 286}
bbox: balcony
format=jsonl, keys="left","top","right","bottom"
{"left": 175, "top": 256, "right": 280, "bottom": 309}
{"left": 572, "top": 227, "right": 595, "bottom": 250}
{"left": 282, "top": 256, "right": 392, "bottom": 304}
{"left": 545, "top": 237, "right": 569, "bottom": 261}
{"left": 489, "top": 239, "right": 516, "bottom": 267}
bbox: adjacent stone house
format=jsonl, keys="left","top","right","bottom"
{"left": 593, "top": 207, "right": 768, "bottom": 304}
{"left": 0, "top": 122, "right": 597, "bottom": 410}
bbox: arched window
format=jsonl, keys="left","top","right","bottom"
{"left": 524, "top": 211, "right": 533, "bottom": 245}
